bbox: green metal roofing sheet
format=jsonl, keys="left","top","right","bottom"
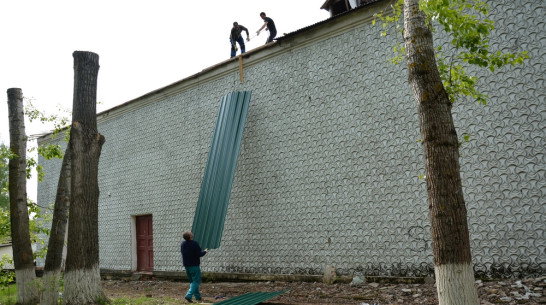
{"left": 192, "top": 91, "right": 252, "bottom": 249}
{"left": 213, "top": 291, "right": 288, "bottom": 305}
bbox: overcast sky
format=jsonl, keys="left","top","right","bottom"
{"left": 0, "top": 0, "right": 330, "bottom": 144}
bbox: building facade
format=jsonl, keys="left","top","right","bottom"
{"left": 38, "top": 0, "right": 545, "bottom": 278}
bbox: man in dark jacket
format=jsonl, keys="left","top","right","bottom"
{"left": 230, "top": 22, "right": 250, "bottom": 58}
{"left": 256, "top": 12, "right": 277, "bottom": 44}
{"left": 181, "top": 230, "right": 208, "bottom": 303}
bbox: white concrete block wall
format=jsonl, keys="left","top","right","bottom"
{"left": 37, "top": 0, "right": 545, "bottom": 277}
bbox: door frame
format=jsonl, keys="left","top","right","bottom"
{"left": 131, "top": 214, "right": 154, "bottom": 272}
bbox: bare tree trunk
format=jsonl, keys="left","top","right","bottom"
{"left": 7, "top": 88, "right": 39, "bottom": 304}
{"left": 63, "top": 51, "right": 107, "bottom": 305}
{"left": 402, "top": 1, "right": 479, "bottom": 304}
{"left": 41, "top": 145, "right": 71, "bottom": 305}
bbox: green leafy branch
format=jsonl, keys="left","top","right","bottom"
{"left": 28, "top": 199, "right": 52, "bottom": 259}
{"left": 0, "top": 209, "right": 10, "bottom": 244}
{"left": 25, "top": 98, "right": 70, "bottom": 139}
{"left": 373, "top": 0, "right": 405, "bottom": 64}
{"left": 0, "top": 255, "right": 15, "bottom": 288}
{"left": 420, "top": 0, "right": 528, "bottom": 103}
{"left": 373, "top": 0, "right": 528, "bottom": 105}
{"left": 0, "top": 146, "right": 17, "bottom": 161}
{"left": 436, "top": 49, "right": 488, "bottom": 104}
{"left": 25, "top": 158, "right": 43, "bottom": 181}
{"left": 37, "top": 144, "right": 64, "bottom": 160}
{"left": 372, "top": 0, "right": 404, "bottom": 36}
{"left": 26, "top": 144, "right": 64, "bottom": 182}
{"left": 23, "top": 98, "right": 69, "bottom": 181}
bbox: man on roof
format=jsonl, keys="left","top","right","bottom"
{"left": 256, "top": 12, "right": 277, "bottom": 44}
{"left": 230, "top": 22, "right": 250, "bottom": 58}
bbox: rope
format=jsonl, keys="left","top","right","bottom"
{"left": 248, "top": 29, "right": 266, "bottom": 41}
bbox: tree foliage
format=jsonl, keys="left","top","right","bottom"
{"left": 24, "top": 99, "right": 70, "bottom": 141}
{"left": 0, "top": 144, "right": 9, "bottom": 211}
{"left": 0, "top": 254, "right": 15, "bottom": 289}
{"left": 0, "top": 146, "right": 9, "bottom": 244}
{"left": 374, "top": 0, "right": 528, "bottom": 104}
{"left": 25, "top": 100, "right": 68, "bottom": 182}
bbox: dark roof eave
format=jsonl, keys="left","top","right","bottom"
{"left": 321, "top": 0, "right": 333, "bottom": 10}
{"left": 276, "top": 0, "right": 386, "bottom": 43}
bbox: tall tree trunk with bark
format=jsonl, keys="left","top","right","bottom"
{"left": 41, "top": 145, "right": 71, "bottom": 305}
{"left": 62, "top": 51, "right": 107, "bottom": 305}
{"left": 7, "top": 88, "right": 39, "bottom": 304}
{"left": 402, "top": 1, "right": 479, "bottom": 304}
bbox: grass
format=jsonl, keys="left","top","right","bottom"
{"left": 0, "top": 284, "right": 200, "bottom": 305}
{"left": 0, "top": 284, "right": 17, "bottom": 305}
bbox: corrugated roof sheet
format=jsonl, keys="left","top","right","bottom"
{"left": 192, "top": 91, "right": 252, "bottom": 249}
{"left": 213, "top": 291, "right": 287, "bottom": 305}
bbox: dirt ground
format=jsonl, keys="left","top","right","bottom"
{"left": 102, "top": 277, "right": 546, "bottom": 304}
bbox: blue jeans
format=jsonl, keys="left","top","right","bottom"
{"left": 185, "top": 266, "right": 202, "bottom": 300}
{"left": 230, "top": 36, "right": 246, "bottom": 58}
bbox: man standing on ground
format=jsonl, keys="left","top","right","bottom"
{"left": 181, "top": 230, "right": 208, "bottom": 303}
{"left": 230, "top": 22, "right": 250, "bottom": 58}
{"left": 256, "top": 12, "right": 277, "bottom": 44}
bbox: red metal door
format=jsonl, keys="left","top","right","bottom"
{"left": 136, "top": 215, "right": 154, "bottom": 271}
